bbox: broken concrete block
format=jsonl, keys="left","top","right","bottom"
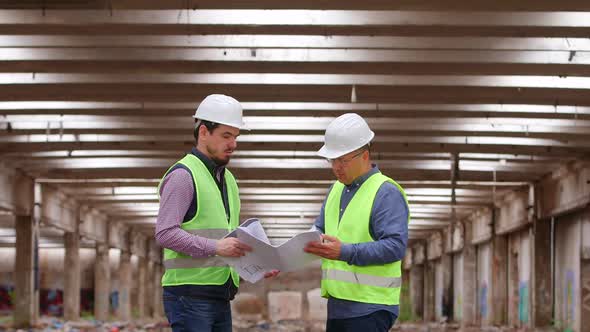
{"left": 268, "top": 291, "right": 302, "bottom": 322}
{"left": 306, "top": 288, "right": 327, "bottom": 321}
{"left": 232, "top": 292, "right": 264, "bottom": 321}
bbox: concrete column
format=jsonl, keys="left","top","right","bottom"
{"left": 146, "top": 260, "right": 154, "bottom": 317}
{"left": 491, "top": 234, "right": 508, "bottom": 326}
{"left": 64, "top": 229, "right": 81, "bottom": 320}
{"left": 94, "top": 243, "right": 111, "bottom": 321}
{"left": 152, "top": 263, "right": 163, "bottom": 318}
{"left": 14, "top": 215, "right": 39, "bottom": 328}
{"left": 423, "top": 261, "right": 435, "bottom": 321}
{"left": 410, "top": 265, "right": 424, "bottom": 320}
{"left": 532, "top": 218, "right": 552, "bottom": 327}
{"left": 461, "top": 221, "right": 477, "bottom": 326}
{"left": 137, "top": 256, "right": 148, "bottom": 318}
{"left": 118, "top": 251, "right": 132, "bottom": 321}
{"left": 532, "top": 220, "right": 553, "bottom": 327}
{"left": 440, "top": 253, "right": 453, "bottom": 321}
{"left": 582, "top": 258, "right": 590, "bottom": 332}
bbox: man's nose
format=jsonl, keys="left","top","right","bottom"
{"left": 228, "top": 138, "right": 237, "bottom": 150}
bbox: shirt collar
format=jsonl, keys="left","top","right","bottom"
{"left": 346, "top": 164, "right": 380, "bottom": 189}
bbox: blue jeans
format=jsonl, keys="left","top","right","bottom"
{"left": 163, "top": 289, "right": 232, "bottom": 332}
{"left": 326, "top": 310, "right": 396, "bottom": 332}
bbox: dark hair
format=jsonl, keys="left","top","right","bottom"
{"left": 357, "top": 144, "right": 371, "bottom": 154}
{"left": 194, "top": 119, "right": 220, "bottom": 144}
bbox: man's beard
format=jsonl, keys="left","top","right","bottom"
{"left": 207, "top": 146, "right": 231, "bottom": 166}
{"left": 211, "top": 156, "right": 230, "bottom": 166}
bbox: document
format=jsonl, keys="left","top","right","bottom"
{"left": 222, "top": 218, "right": 321, "bottom": 283}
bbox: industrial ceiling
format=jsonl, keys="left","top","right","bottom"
{"left": 1, "top": 1, "right": 589, "bottom": 246}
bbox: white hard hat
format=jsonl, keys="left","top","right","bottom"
{"left": 193, "top": 94, "right": 248, "bottom": 130}
{"left": 317, "top": 113, "right": 374, "bottom": 159}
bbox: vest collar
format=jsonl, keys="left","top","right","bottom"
{"left": 190, "top": 147, "right": 226, "bottom": 179}
{"left": 346, "top": 164, "right": 380, "bottom": 189}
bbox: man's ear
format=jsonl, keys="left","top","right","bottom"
{"left": 198, "top": 124, "right": 209, "bottom": 141}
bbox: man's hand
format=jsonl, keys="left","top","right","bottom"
{"left": 264, "top": 270, "right": 280, "bottom": 279}
{"left": 216, "top": 237, "right": 252, "bottom": 257}
{"left": 304, "top": 234, "right": 341, "bottom": 260}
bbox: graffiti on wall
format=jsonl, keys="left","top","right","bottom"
{"left": 564, "top": 270, "right": 576, "bottom": 327}
{"left": 583, "top": 269, "right": 590, "bottom": 312}
{"left": 479, "top": 282, "right": 488, "bottom": 319}
{"left": 583, "top": 264, "right": 590, "bottom": 332}
{"left": 455, "top": 295, "right": 463, "bottom": 320}
{"left": 0, "top": 286, "right": 96, "bottom": 316}
{"left": 40, "top": 289, "right": 63, "bottom": 316}
{"left": 518, "top": 281, "right": 529, "bottom": 323}
{"left": 0, "top": 285, "right": 14, "bottom": 312}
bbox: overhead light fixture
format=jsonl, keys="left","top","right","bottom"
{"left": 351, "top": 85, "right": 357, "bottom": 103}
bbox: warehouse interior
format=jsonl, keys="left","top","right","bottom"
{"left": 0, "top": 1, "right": 589, "bottom": 331}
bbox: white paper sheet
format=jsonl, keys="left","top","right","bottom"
{"left": 221, "top": 218, "right": 321, "bottom": 283}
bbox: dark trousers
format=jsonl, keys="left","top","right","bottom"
{"left": 163, "top": 289, "right": 232, "bottom": 332}
{"left": 326, "top": 310, "right": 396, "bottom": 332}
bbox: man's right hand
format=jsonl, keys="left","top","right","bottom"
{"left": 216, "top": 237, "right": 252, "bottom": 257}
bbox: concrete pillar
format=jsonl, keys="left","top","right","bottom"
{"left": 410, "top": 265, "right": 424, "bottom": 320}
{"left": 400, "top": 270, "right": 412, "bottom": 321}
{"left": 507, "top": 231, "right": 533, "bottom": 327}
{"left": 94, "top": 243, "right": 111, "bottom": 321}
{"left": 153, "top": 263, "right": 164, "bottom": 318}
{"left": 146, "top": 260, "right": 154, "bottom": 317}
{"left": 63, "top": 229, "right": 81, "bottom": 320}
{"left": 118, "top": 251, "right": 132, "bottom": 321}
{"left": 440, "top": 253, "right": 453, "bottom": 321}
{"left": 423, "top": 261, "right": 435, "bottom": 321}
{"left": 582, "top": 258, "right": 590, "bottom": 332}
{"left": 137, "top": 256, "right": 148, "bottom": 318}
{"left": 532, "top": 218, "right": 552, "bottom": 327}
{"left": 491, "top": 234, "right": 508, "bottom": 326}
{"left": 461, "top": 221, "right": 477, "bottom": 326}
{"left": 14, "top": 215, "right": 39, "bottom": 328}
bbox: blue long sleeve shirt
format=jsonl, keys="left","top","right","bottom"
{"left": 314, "top": 165, "right": 409, "bottom": 319}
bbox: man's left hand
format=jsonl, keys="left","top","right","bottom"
{"left": 304, "top": 234, "right": 341, "bottom": 260}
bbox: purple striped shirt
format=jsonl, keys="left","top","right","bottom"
{"left": 155, "top": 168, "right": 218, "bottom": 258}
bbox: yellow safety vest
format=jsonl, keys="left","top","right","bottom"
{"left": 158, "top": 154, "right": 240, "bottom": 287}
{"left": 321, "top": 172, "right": 410, "bottom": 305}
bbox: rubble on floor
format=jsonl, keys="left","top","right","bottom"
{"left": 0, "top": 315, "right": 561, "bottom": 331}
{"left": 233, "top": 318, "right": 325, "bottom": 332}
{"left": 0, "top": 316, "right": 171, "bottom": 332}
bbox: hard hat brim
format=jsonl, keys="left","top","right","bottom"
{"left": 192, "top": 115, "right": 250, "bottom": 130}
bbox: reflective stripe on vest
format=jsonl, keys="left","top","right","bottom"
{"left": 163, "top": 228, "right": 229, "bottom": 270}
{"left": 322, "top": 269, "right": 402, "bottom": 289}
{"left": 183, "top": 228, "right": 229, "bottom": 238}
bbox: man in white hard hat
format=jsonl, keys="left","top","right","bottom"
{"left": 305, "top": 113, "right": 410, "bottom": 332}
{"left": 155, "top": 94, "right": 278, "bottom": 332}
